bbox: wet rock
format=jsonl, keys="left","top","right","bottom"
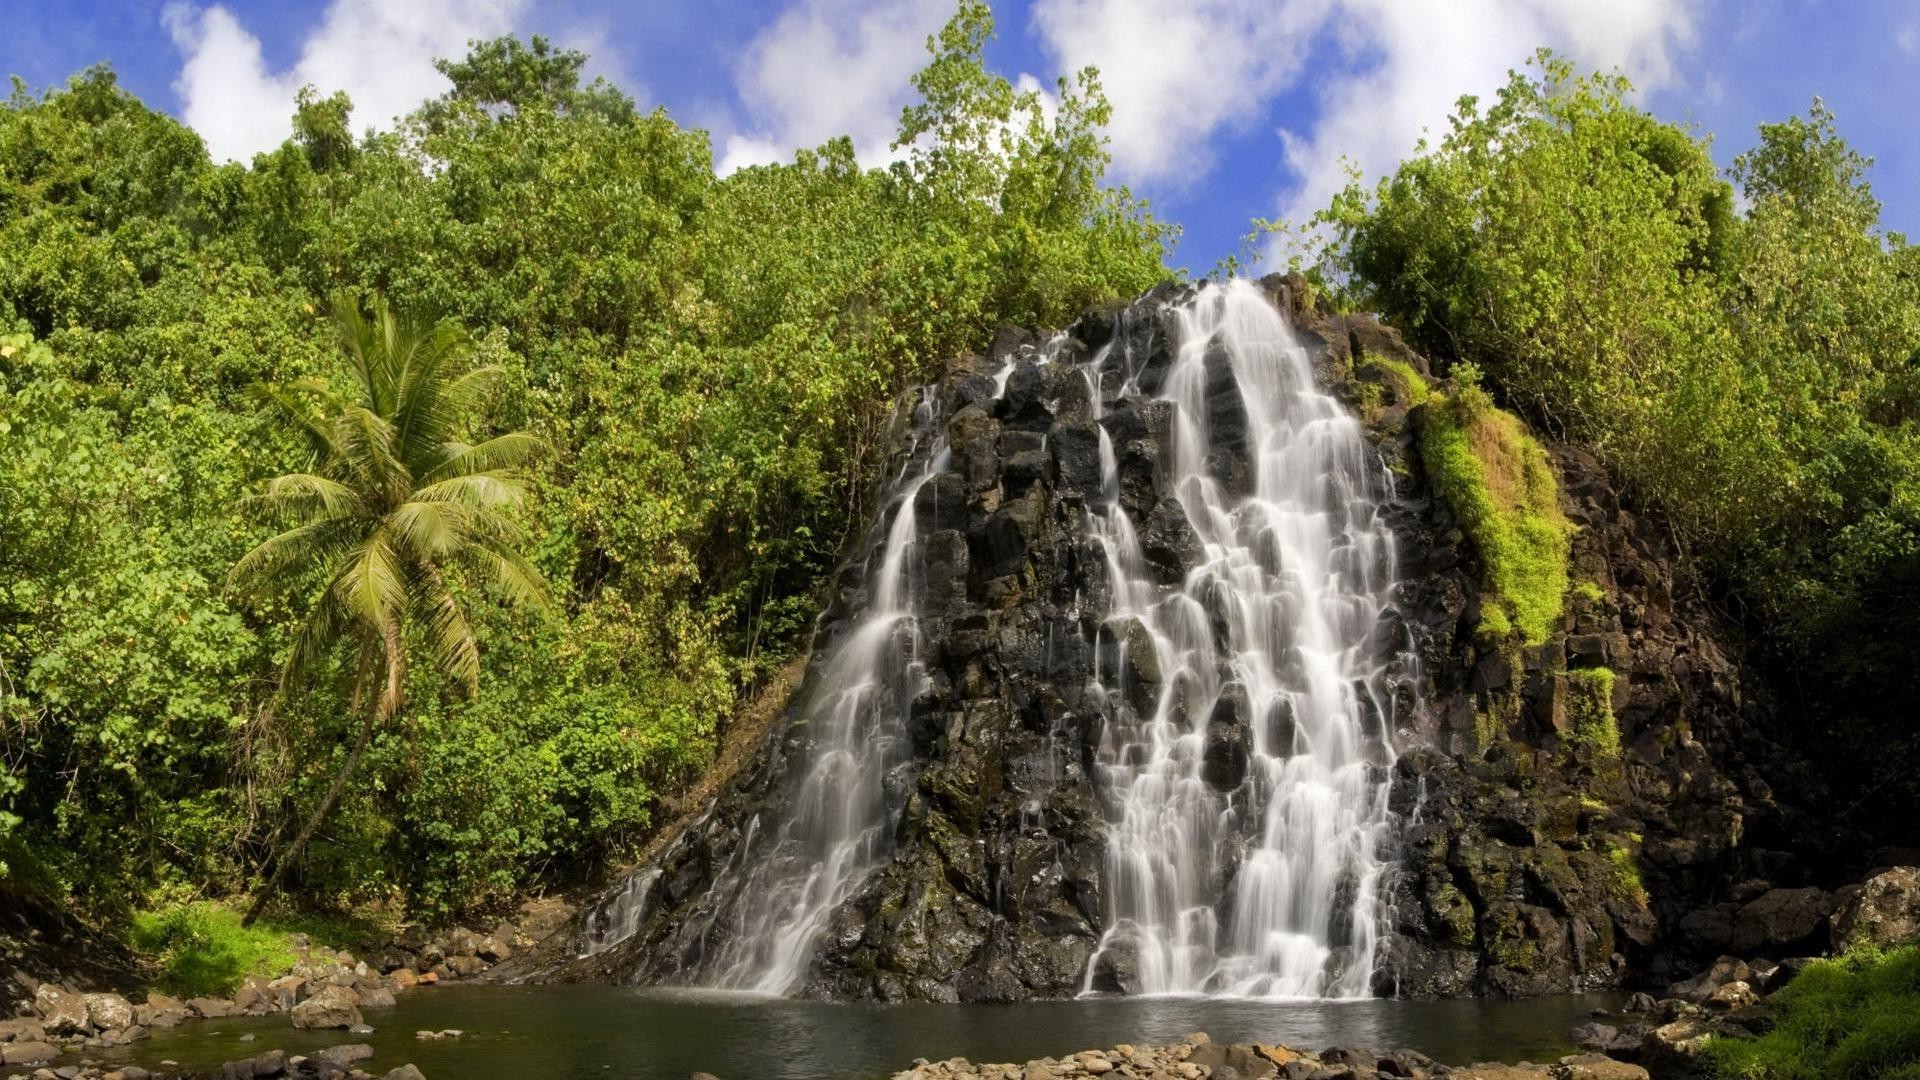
{"left": 1139, "top": 499, "right": 1200, "bottom": 584}
{"left": 384, "top": 1067, "right": 428, "bottom": 1080}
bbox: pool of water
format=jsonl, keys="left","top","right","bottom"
{"left": 91, "top": 986, "right": 1615, "bottom": 1080}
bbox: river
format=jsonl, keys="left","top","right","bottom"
{"left": 93, "top": 985, "right": 1617, "bottom": 1079}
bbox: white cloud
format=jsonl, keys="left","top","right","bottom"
{"left": 717, "top": 0, "right": 949, "bottom": 175}
{"left": 1898, "top": 22, "right": 1919, "bottom": 56}
{"left": 162, "top": 0, "right": 529, "bottom": 162}
{"left": 1267, "top": 0, "right": 1697, "bottom": 246}
{"left": 1029, "top": 0, "right": 1335, "bottom": 184}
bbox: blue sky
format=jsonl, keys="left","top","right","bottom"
{"left": 6, "top": 0, "right": 1919, "bottom": 270}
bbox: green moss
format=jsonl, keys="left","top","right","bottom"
{"left": 1607, "top": 843, "right": 1648, "bottom": 908}
{"left": 1420, "top": 382, "right": 1573, "bottom": 646}
{"left": 1474, "top": 709, "right": 1504, "bottom": 752}
{"left": 1566, "top": 667, "right": 1621, "bottom": 756}
{"left": 1574, "top": 579, "right": 1606, "bottom": 603}
{"left": 1702, "top": 945, "right": 1920, "bottom": 1079}
{"left": 1360, "top": 353, "right": 1433, "bottom": 406}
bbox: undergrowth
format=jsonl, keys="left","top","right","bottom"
{"left": 1703, "top": 945, "right": 1920, "bottom": 1079}
{"left": 128, "top": 902, "right": 381, "bottom": 997}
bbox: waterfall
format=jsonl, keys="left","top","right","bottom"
{"left": 694, "top": 355, "right": 1027, "bottom": 993}
{"left": 1082, "top": 278, "right": 1402, "bottom": 999}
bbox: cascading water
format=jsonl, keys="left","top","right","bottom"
{"left": 695, "top": 396, "right": 946, "bottom": 994}
{"left": 1082, "top": 278, "right": 1404, "bottom": 999}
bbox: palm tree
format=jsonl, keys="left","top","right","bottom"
{"left": 231, "top": 293, "right": 547, "bottom": 925}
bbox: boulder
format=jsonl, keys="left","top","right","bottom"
{"left": 34, "top": 986, "right": 91, "bottom": 1036}
{"left": 385, "top": 1067, "right": 428, "bottom": 1080}
{"left": 81, "top": 991, "right": 134, "bottom": 1032}
{"left": 1668, "top": 955, "right": 1752, "bottom": 1002}
{"left": 1704, "top": 980, "right": 1761, "bottom": 1011}
{"left": 267, "top": 974, "right": 308, "bottom": 1009}
{"left": 0, "top": 1018, "right": 46, "bottom": 1043}
{"left": 188, "top": 996, "right": 238, "bottom": 1019}
{"left": 1830, "top": 866, "right": 1920, "bottom": 949}
{"left": 358, "top": 987, "right": 397, "bottom": 1010}
{"left": 252, "top": 1049, "right": 288, "bottom": 1076}
{"left": 1730, "top": 887, "right": 1832, "bottom": 953}
{"left": 290, "top": 985, "right": 363, "bottom": 1030}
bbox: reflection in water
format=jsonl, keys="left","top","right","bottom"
{"left": 102, "top": 985, "right": 1617, "bottom": 1080}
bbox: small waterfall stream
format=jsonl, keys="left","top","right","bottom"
{"left": 1082, "top": 279, "right": 1401, "bottom": 998}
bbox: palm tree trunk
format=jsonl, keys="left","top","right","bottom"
{"left": 243, "top": 624, "right": 403, "bottom": 927}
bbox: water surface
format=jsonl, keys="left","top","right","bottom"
{"left": 96, "top": 986, "right": 1615, "bottom": 1079}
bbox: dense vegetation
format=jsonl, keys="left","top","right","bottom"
{"left": 0, "top": 3, "right": 1166, "bottom": 921}
{"left": 1301, "top": 53, "right": 1920, "bottom": 815}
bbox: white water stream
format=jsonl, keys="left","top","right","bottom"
{"left": 1082, "top": 279, "right": 1402, "bottom": 998}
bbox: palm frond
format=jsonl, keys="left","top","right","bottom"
{"left": 337, "top": 533, "right": 408, "bottom": 629}
{"left": 229, "top": 519, "right": 358, "bottom": 594}
{"left": 412, "top": 470, "right": 530, "bottom": 511}
{"left": 416, "top": 569, "right": 480, "bottom": 694}
{"left": 245, "top": 473, "right": 365, "bottom": 523}
{"left": 461, "top": 536, "right": 551, "bottom": 613}
{"left": 423, "top": 432, "right": 546, "bottom": 484}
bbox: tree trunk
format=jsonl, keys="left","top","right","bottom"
{"left": 243, "top": 623, "right": 404, "bottom": 927}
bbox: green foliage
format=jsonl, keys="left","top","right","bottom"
{"left": 1703, "top": 945, "right": 1920, "bottom": 1079}
{"left": 1420, "top": 379, "right": 1572, "bottom": 646}
{"left": 1566, "top": 667, "right": 1621, "bottom": 757}
{"left": 0, "top": 10, "right": 1166, "bottom": 917}
{"left": 1315, "top": 54, "right": 1920, "bottom": 806}
{"left": 129, "top": 903, "right": 297, "bottom": 997}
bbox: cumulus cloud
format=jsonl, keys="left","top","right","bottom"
{"left": 1269, "top": 0, "right": 1699, "bottom": 236}
{"left": 162, "top": 0, "right": 529, "bottom": 162}
{"left": 1029, "top": 0, "right": 1334, "bottom": 184}
{"left": 717, "top": 0, "right": 950, "bottom": 175}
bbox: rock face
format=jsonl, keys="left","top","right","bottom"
{"left": 541, "top": 277, "right": 1836, "bottom": 1002}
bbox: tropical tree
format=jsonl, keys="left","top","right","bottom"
{"left": 230, "top": 294, "right": 547, "bottom": 924}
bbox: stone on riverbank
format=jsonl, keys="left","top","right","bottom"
{"left": 290, "top": 985, "right": 362, "bottom": 1030}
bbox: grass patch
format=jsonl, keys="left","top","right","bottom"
{"left": 1566, "top": 667, "right": 1621, "bottom": 756}
{"left": 128, "top": 902, "right": 380, "bottom": 997}
{"left": 1419, "top": 369, "right": 1572, "bottom": 646}
{"left": 1703, "top": 945, "right": 1920, "bottom": 1080}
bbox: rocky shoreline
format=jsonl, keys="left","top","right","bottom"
{"left": 887, "top": 1033, "right": 1648, "bottom": 1080}
{"left": 0, "top": 899, "right": 575, "bottom": 1080}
